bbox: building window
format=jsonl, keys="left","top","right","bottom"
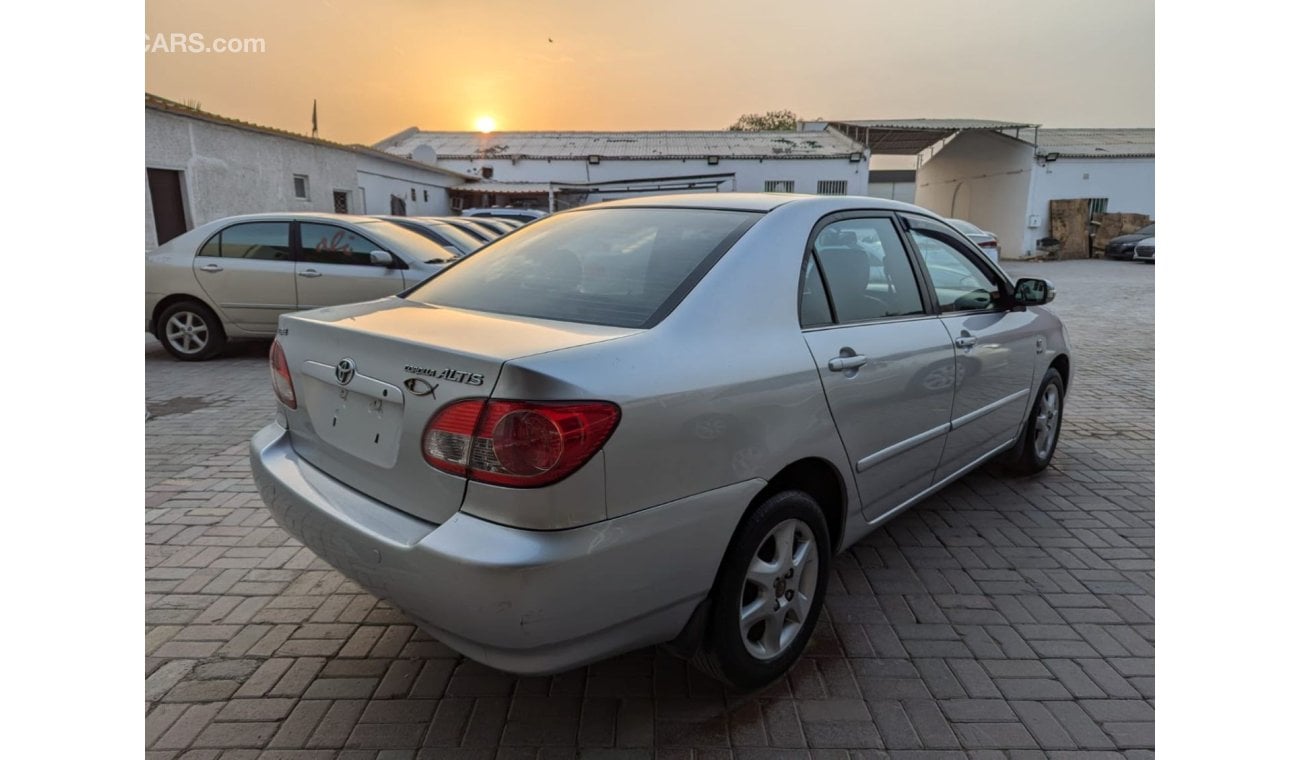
{"left": 451, "top": 195, "right": 464, "bottom": 211}
{"left": 423, "top": 190, "right": 429, "bottom": 202}
{"left": 332, "top": 190, "right": 349, "bottom": 214}
{"left": 482, "top": 166, "right": 495, "bottom": 179}
{"left": 410, "top": 188, "right": 417, "bottom": 201}
{"left": 764, "top": 180, "right": 795, "bottom": 193}
{"left": 816, "top": 180, "right": 847, "bottom": 196}
{"left": 293, "top": 174, "right": 310, "bottom": 200}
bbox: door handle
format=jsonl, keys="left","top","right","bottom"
{"left": 198, "top": 263, "right": 223, "bottom": 273}
{"left": 828, "top": 354, "right": 870, "bottom": 372}
{"left": 954, "top": 335, "right": 977, "bottom": 350}
{"left": 298, "top": 269, "right": 322, "bottom": 278}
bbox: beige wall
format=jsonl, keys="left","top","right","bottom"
{"left": 915, "top": 132, "right": 1036, "bottom": 257}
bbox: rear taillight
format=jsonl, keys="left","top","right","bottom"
{"left": 979, "top": 239, "right": 999, "bottom": 248}
{"left": 422, "top": 399, "right": 620, "bottom": 488}
{"left": 269, "top": 339, "right": 297, "bottom": 409}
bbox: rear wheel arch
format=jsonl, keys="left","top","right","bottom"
{"left": 753, "top": 458, "right": 847, "bottom": 554}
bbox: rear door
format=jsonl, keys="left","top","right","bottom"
{"left": 295, "top": 222, "right": 410, "bottom": 309}
{"left": 192, "top": 221, "right": 297, "bottom": 332}
{"left": 800, "top": 213, "right": 957, "bottom": 521}
{"left": 902, "top": 214, "right": 1040, "bottom": 480}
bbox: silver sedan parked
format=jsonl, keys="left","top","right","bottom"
{"left": 250, "top": 194, "right": 1071, "bottom": 689}
{"left": 145, "top": 213, "right": 454, "bottom": 360}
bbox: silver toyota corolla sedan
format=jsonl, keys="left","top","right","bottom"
{"left": 250, "top": 193, "right": 1071, "bottom": 689}
{"left": 145, "top": 213, "right": 455, "bottom": 361}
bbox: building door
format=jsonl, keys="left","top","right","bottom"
{"left": 390, "top": 195, "right": 406, "bottom": 215}
{"left": 147, "top": 168, "right": 188, "bottom": 245}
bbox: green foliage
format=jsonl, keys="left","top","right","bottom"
{"left": 728, "top": 109, "right": 799, "bottom": 131}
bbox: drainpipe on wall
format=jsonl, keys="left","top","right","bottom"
{"left": 547, "top": 185, "right": 555, "bottom": 213}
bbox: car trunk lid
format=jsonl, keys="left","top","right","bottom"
{"left": 278, "top": 298, "right": 638, "bottom": 525}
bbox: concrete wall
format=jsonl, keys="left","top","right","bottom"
{"left": 145, "top": 109, "right": 357, "bottom": 250}
{"left": 915, "top": 131, "right": 1036, "bottom": 256}
{"left": 1025, "top": 157, "right": 1155, "bottom": 249}
{"left": 355, "top": 153, "right": 464, "bottom": 216}
{"left": 430, "top": 155, "right": 869, "bottom": 199}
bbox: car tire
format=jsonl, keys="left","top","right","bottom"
{"left": 998, "top": 367, "right": 1065, "bottom": 476}
{"left": 692, "top": 490, "right": 830, "bottom": 691}
{"left": 157, "top": 300, "right": 227, "bottom": 361}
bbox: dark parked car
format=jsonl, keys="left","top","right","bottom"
{"left": 1104, "top": 223, "right": 1155, "bottom": 260}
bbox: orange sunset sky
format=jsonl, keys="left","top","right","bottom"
{"left": 146, "top": 0, "right": 1154, "bottom": 147}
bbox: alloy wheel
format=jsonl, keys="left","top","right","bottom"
{"left": 165, "top": 310, "right": 210, "bottom": 355}
{"left": 739, "top": 518, "right": 819, "bottom": 660}
{"left": 1034, "top": 383, "right": 1061, "bottom": 460}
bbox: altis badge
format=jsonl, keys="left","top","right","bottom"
{"left": 404, "top": 365, "right": 485, "bottom": 387}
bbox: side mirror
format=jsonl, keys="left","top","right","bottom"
{"left": 1014, "top": 277, "right": 1055, "bottom": 306}
{"left": 368, "top": 250, "right": 394, "bottom": 267}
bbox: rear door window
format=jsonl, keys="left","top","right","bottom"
{"left": 204, "top": 222, "right": 292, "bottom": 260}
{"left": 406, "top": 208, "right": 758, "bottom": 328}
{"left": 809, "top": 217, "right": 926, "bottom": 323}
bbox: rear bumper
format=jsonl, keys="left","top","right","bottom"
{"left": 249, "top": 423, "right": 760, "bottom": 674}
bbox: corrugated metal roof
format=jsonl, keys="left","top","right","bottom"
{"left": 1033, "top": 128, "right": 1154, "bottom": 158}
{"left": 375, "top": 130, "right": 863, "bottom": 160}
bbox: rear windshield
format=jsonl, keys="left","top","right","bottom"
{"left": 405, "top": 207, "right": 758, "bottom": 328}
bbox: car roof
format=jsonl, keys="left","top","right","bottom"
{"left": 201, "top": 212, "right": 380, "bottom": 223}
{"left": 588, "top": 192, "right": 932, "bottom": 215}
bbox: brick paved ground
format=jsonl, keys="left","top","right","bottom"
{"left": 145, "top": 259, "right": 1154, "bottom": 760}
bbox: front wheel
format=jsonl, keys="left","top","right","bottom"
{"left": 692, "top": 490, "right": 830, "bottom": 691}
{"left": 999, "top": 367, "right": 1065, "bottom": 476}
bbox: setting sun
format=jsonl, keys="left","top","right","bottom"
{"left": 474, "top": 115, "right": 497, "bottom": 133}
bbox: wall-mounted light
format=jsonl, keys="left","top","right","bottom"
{"left": 588, "top": 155, "right": 601, "bottom": 165}
{"left": 707, "top": 155, "right": 720, "bottom": 165}
{"left": 849, "top": 152, "right": 863, "bottom": 163}
{"left": 1043, "top": 152, "right": 1060, "bottom": 162}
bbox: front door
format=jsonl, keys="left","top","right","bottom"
{"left": 192, "top": 220, "right": 297, "bottom": 332}
{"left": 295, "top": 222, "right": 408, "bottom": 309}
{"left": 800, "top": 214, "right": 957, "bottom": 520}
{"left": 903, "top": 215, "right": 1040, "bottom": 481}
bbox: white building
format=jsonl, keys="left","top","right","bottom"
{"left": 372, "top": 129, "right": 868, "bottom": 211}
{"left": 913, "top": 127, "right": 1154, "bottom": 258}
{"left": 803, "top": 120, "right": 1154, "bottom": 258}
{"left": 145, "top": 95, "right": 470, "bottom": 249}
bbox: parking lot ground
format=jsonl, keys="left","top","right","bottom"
{"left": 146, "top": 259, "right": 1154, "bottom": 759}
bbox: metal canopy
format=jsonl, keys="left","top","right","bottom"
{"left": 818, "top": 119, "right": 1039, "bottom": 155}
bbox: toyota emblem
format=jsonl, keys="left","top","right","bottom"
{"left": 335, "top": 357, "right": 356, "bottom": 385}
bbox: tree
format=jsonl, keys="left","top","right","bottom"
{"left": 728, "top": 110, "right": 799, "bottom": 131}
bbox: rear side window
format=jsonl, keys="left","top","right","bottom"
{"left": 811, "top": 217, "right": 926, "bottom": 322}
{"left": 799, "top": 255, "right": 833, "bottom": 328}
{"left": 406, "top": 208, "right": 758, "bottom": 328}
{"left": 205, "top": 222, "right": 292, "bottom": 260}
